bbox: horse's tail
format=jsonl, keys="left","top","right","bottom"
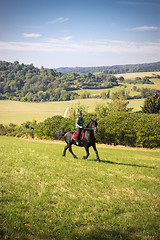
{"left": 53, "top": 127, "right": 66, "bottom": 139}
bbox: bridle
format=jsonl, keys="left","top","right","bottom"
{"left": 83, "top": 121, "right": 97, "bottom": 133}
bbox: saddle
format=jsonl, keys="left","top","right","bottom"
{"left": 72, "top": 130, "right": 84, "bottom": 141}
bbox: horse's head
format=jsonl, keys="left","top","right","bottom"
{"left": 87, "top": 119, "right": 98, "bottom": 133}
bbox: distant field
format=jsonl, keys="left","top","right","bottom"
{"left": 115, "top": 71, "right": 160, "bottom": 79}
{"left": 0, "top": 100, "right": 69, "bottom": 124}
{"left": 0, "top": 98, "right": 144, "bottom": 125}
{"left": 74, "top": 72, "right": 160, "bottom": 97}
{"left": 1, "top": 136, "right": 160, "bottom": 240}
{"left": 0, "top": 99, "right": 109, "bottom": 124}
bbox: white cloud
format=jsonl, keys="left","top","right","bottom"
{"left": 0, "top": 39, "right": 160, "bottom": 55}
{"left": 48, "top": 17, "right": 70, "bottom": 24}
{"left": 62, "top": 36, "right": 72, "bottom": 41}
{"left": 47, "top": 36, "right": 73, "bottom": 42}
{"left": 23, "top": 33, "right": 41, "bottom": 38}
{"left": 131, "top": 26, "right": 160, "bottom": 31}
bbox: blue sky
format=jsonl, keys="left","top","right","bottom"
{"left": 0, "top": 0, "right": 160, "bottom": 68}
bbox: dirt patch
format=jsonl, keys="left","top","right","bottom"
{"left": 96, "top": 143, "right": 160, "bottom": 152}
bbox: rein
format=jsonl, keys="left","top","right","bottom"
{"left": 80, "top": 120, "right": 97, "bottom": 132}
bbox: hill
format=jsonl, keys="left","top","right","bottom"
{"left": 0, "top": 60, "right": 159, "bottom": 102}
{"left": 56, "top": 61, "right": 160, "bottom": 74}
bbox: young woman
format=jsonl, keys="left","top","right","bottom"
{"left": 75, "top": 112, "right": 86, "bottom": 145}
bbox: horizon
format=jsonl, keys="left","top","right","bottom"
{"left": 0, "top": 0, "right": 160, "bottom": 68}
{"left": 1, "top": 59, "right": 160, "bottom": 70}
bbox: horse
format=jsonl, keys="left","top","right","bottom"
{"left": 54, "top": 119, "right": 100, "bottom": 162}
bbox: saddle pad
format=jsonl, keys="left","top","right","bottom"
{"left": 73, "top": 131, "right": 84, "bottom": 140}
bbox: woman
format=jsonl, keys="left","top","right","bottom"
{"left": 75, "top": 112, "right": 86, "bottom": 145}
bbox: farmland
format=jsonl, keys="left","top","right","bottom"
{"left": 115, "top": 71, "right": 160, "bottom": 79}
{"left": 0, "top": 64, "right": 160, "bottom": 125}
{"left": 0, "top": 98, "right": 145, "bottom": 125}
{"left": 0, "top": 136, "right": 160, "bottom": 240}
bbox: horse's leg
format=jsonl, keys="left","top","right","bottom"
{"left": 69, "top": 144, "right": 78, "bottom": 159}
{"left": 92, "top": 143, "right": 100, "bottom": 162}
{"left": 83, "top": 146, "right": 89, "bottom": 159}
{"left": 62, "top": 144, "right": 69, "bottom": 157}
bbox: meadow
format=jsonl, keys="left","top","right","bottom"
{"left": 75, "top": 72, "right": 160, "bottom": 97}
{"left": 0, "top": 136, "right": 160, "bottom": 240}
{"left": 115, "top": 71, "right": 160, "bottom": 79}
{"left": 0, "top": 98, "right": 144, "bottom": 125}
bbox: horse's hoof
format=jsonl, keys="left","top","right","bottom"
{"left": 74, "top": 156, "right": 78, "bottom": 159}
{"left": 62, "top": 154, "right": 65, "bottom": 157}
{"left": 83, "top": 156, "right": 87, "bottom": 159}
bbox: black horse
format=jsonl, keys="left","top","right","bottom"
{"left": 54, "top": 119, "right": 100, "bottom": 162}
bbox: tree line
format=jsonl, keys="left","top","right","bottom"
{"left": 56, "top": 61, "right": 160, "bottom": 74}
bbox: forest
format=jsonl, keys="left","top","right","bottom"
{"left": 56, "top": 61, "right": 160, "bottom": 74}
{"left": 0, "top": 60, "right": 159, "bottom": 102}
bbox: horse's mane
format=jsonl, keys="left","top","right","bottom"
{"left": 86, "top": 120, "right": 92, "bottom": 128}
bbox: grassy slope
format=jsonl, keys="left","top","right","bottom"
{"left": 1, "top": 136, "right": 160, "bottom": 240}
{"left": 0, "top": 99, "right": 105, "bottom": 124}
{"left": 0, "top": 98, "right": 144, "bottom": 125}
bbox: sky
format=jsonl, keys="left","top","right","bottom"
{"left": 0, "top": 0, "right": 160, "bottom": 68}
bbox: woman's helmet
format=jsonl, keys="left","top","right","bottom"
{"left": 77, "top": 112, "right": 82, "bottom": 116}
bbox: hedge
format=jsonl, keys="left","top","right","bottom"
{"left": 0, "top": 113, "right": 160, "bottom": 148}
{"left": 96, "top": 113, "right": 160, "bottom": 148}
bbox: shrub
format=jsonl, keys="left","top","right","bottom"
{"left": 1, "top": 111, "right": 160, "bottom": 148}
{"left": 35, "top": 115, "right": 64, "bottom": 139}
{"left": 141, "top": 92, "right": 160, "bottom": 113}
{"left": 95, "top": 112, "right": 160, "bottom": 148}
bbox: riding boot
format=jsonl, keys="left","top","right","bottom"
{"left": 76, "top": 128, "right": 81, "bottom": 145}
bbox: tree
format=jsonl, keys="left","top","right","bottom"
{"left": 141, "top": 92, "right": 160, "bottom": 113}
{"left": 94, "top": 103, "right": 108, "bottom": 117}
{"left": 118, "top": 76, "right": 124, "bottom": 82}
{"left": 107, "top": 99, "right": 133, "bottom": 113}
{"left": 100, "top": 92, "right": 107, "bottom": 99}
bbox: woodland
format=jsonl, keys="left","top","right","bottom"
{"left": 0, "top": 60, "right": 159, "bottom": 102}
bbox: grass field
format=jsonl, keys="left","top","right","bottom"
{"left": 115, "top": 71, "right": 160, "bottom": 79}
{"left": 75, "top": 72, "right": 160, "bottom": 97}
{"left": 0, "top": 136, "right": 160, "bottom": 240}
{"left": 0, "top": 98, "right": 144, "bottom": 125}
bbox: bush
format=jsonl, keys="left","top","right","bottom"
{"left": 141, "top": 92, "right": 160, "bottom": 113}
{"left": 1, "top": 111, "right": 159, "bottom": 148}
{"left": 0, "top": 123, "right": 35, "bottom": 138}
{"left": 35, "top": 115, "right": 64, "bottom": 139}
{"left": 95, "top": 112, "right": 160, "bottom": 148}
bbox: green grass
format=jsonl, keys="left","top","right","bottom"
{"left": 0, "top": 99, "right": 102, "bottom": 124}
{"left": 0, "top": 100, "right": 70, "bottom": 125}
{"left": 0, "top": 136, "right": 160, "bottom": 240}
{"left": 0, "top": 98, "right": 144, "bottom": 125}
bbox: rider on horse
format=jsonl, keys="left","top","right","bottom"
{"left": 75, "top": 112, "right": 86, "bottom": 145}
